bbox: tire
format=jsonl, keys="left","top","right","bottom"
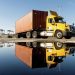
{"left": 54, "top": 42, "right": 63, "bottom": 50}
{"left": 55, "top": 30, "right": 63, "bottom": 39}
{"left": 26, "top": 32, "right": 31, "bottom": 38}
{"left": 32, "top": 42, "right": 37, "bottom": 47}
{"left": 32, "top": 31, "right": 37, "bottom": 38}
{"left": 26, "top": 42, "right": 31, "bottom": 47}
{"left": 65, "top": 35, "right": 71, "bottom": 39}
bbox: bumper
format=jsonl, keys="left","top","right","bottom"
{"left": 69, "top": 31, "right": 75, "bottom": 36}
{"left": 64, "top": 31, "right": 75, "bottom": 37}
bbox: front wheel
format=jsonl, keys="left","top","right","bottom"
{"left": 65, "top": 36, "right": 71, "bottom": 39}
{"left": 54, "top": 42, "right": 63, "bottom": 50}
{"left": 54, "top": 30, "right": 63, "bottom": 39}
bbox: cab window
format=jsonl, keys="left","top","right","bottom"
{"left": 54, "top": 17, "right": 64, "bottom": 23}
{"left": 48, "top": 18, "right": 53, "bottom": 23}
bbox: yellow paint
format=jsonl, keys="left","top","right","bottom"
{"left": 46, "top": 10, "right": 70, "bottom": 36}
{"left": 46, "top": 42, "right": 70, "bottom": 65}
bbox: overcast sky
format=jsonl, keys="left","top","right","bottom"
{"left": 0, "top": 0, "right": 75, "bottom": 33}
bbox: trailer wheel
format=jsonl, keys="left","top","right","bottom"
{"left": 32, "top": 31, "right": 37, "bottom": 38}
{"left": 26, "top": 42, "right": 31, "bottom": 47}
{"left": 26, "top": 32, "right": 31, "bottom": 38}
{"left": 55, "top": 30, "right": 63, "bottom": 39}
{"left": 32, "top": 42, "right": 37, "bottom": 47}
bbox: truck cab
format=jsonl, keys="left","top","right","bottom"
{"left": 46, "top": 11, "right": 70, "bottom": 39}
{"left": 40, "top": 42, "right": 75, "bottom": 68}
{"left": 45, "top": 42, "right": 69, "bottom": 68}
{"left": 40, "top": 11, "right": 70, "bottom": 39}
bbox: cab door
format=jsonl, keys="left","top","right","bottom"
{"left": 46, "top": 18, "right": 57, "bottom": 33}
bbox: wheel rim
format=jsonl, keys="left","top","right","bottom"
{"left": 26, "top": 32, "right": 31, "bottom": 38}
{"left": 26, "top": 42, "right": 31, "bottom": 47}
{"left": 54, "top": 42, "right": 63, "bottom": 50}
{"left": 32, "top": 31, "right": 37, "bottom": 38}
{"left": 56, "top": 42, "right": 63, "bottom": 48}
{"left": 32, "top": 42, "right": 37, "bottom": 47}
{"left": 57, "top": 32, "right": 62, "bottom": 38}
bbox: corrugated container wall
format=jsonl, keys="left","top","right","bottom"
{"left": 16, "top": 10, "right": 48, "bottom": 33}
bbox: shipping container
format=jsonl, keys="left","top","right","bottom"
{"left": 16, "top": 10, "right": 48, "bottom": 38}
{"left": 15, "top": 44, "right": 46, "bottom": 68}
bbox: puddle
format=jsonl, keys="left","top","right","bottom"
{"left": 0, "top": 42, "right": 75, "bottom": 75}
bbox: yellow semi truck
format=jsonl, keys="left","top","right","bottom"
{"left": 44, "top": 11, "right": 71, "bottom": 39}
{"left": 43, "top": 42, "right": 75, "bottom": 68}
{"left": 16, "top": 10, "right": 72, "bottom": 39}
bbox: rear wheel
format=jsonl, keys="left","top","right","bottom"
{"left": 26, "top": 32, "right": 31, "bottom": 38}
{"left": 26, "top": 42, "right": 31, "bottom": 47}
{"left": 55, "top": 30, "right": 63, "bottom": 39}
{"left": 32, "top": 31, "right": 37, "bottom": 38}
{"left": 32, "top": 42, "right": 37, "bottom": 47}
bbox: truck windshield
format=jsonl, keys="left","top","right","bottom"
{"left": 54, "top": 17, "right": 64, "bottom": 23}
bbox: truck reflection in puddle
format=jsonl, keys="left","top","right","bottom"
{"left": 45, "top": 42, "right": 75, "bottom": 68}
{"left": 0, "top": 42, "right": 5, "bottom": 48}
{"left": 15, "top": 42, "right": 75, "bottom": 69}
{"left": 0, "top": 43, "right": 14, "bottom": 48}
{"left": 7, "top": 43, "right": 14, "bottom": 47}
